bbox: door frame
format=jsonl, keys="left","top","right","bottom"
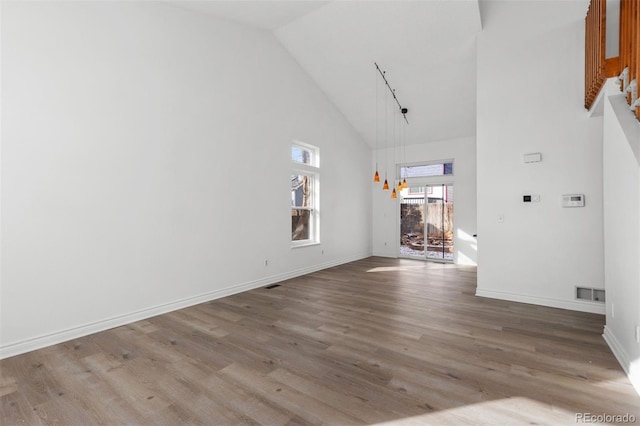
{"left": 397, "top": 180, "right": 455, "bottom": 263}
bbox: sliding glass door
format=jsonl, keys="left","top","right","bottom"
{"left": 400, "top": 184, "right": 454, "bottom": 262}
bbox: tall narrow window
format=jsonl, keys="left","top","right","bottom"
{"left": 291, "top": 142, "right": 319, "bottom": 246}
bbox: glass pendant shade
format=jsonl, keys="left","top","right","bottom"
{"left": 397, "top": 181, "right": 402, "bottom": 191}
{"left": 391, "top": 188, "right": 397, "bottom": 199}
{"left": 374, "top": 170, "right": 380, "bottom": 182}
{"left": 402, "top": 178, "right": 408, "bottom": 189}
{"left": 382, "top": 179, "right": 389, "bottom": 190}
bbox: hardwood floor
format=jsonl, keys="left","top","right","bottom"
{"left": 1, "top": 257, "right": 639, "bottom": 425}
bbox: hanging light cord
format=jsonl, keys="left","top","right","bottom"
{"left": 374, "top": 62, "right": 409, "bottom": 124}
{"left": 384, "top": 82, "right": 388, "bottom": 182}
{"left": 375, "top": 68, "right": 379, "bottom": 172}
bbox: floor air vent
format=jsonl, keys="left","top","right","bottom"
{"left": 576, "top": 287, "right": 605, "bottom": 303}
{"left": 264, "top": 284, "right": 281, "bottom": 290}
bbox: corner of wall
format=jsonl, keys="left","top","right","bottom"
{"left": 603, "top": 326, "right": 640, "bottom": 397}
{"left": 602, "top": 82, "right": 640, "bottom": 399}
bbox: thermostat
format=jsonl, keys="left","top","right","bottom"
{"left": 562, "top": 194, "right": 585, "bottom": 207}
{"left": 523, "top": 153, "right": 542, "bottom": 163}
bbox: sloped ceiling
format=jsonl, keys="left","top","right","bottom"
{"left": 166, "top": 1, "right": 331, "bottom": 31}
{"left": 275, "top": 1, "right": 482, "bottom": 147}
{"left": 168, "top": 0, "right": 482, "bottom": 147}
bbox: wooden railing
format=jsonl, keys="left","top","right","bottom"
{"left": 585, "top": 0, "right": 640, "bottom": 120}
{"left": 585, "top": 0, "right": 607, "bottom": 110}
{"left": 619, "top": 0, "right": 639, "bottom": 119}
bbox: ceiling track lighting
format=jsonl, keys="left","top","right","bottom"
{"left": 373, "top": 62, "right": 409, "bottom": 200}
{"left": 375, "top": 62, "right": 409, "bottom": 124}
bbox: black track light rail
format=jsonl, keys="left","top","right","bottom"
{"left": 374, "top": 62, "right": 409, "bottom": 124}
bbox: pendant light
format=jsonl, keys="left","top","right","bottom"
{"left": 382, "top": 76, "right": 389, "bottom": 191}
{"left": 401, "top": 111, "right": 408, "bottom": 189}
{"left": 373, "top": 68, "right": 380, "bottom": 183}
{"left": 394, "top": 104, "right": 403, "bottom": 196}
{"left": 396, "top": 107, "right": 402, "bottom": 193}
{"left": 391, "top": 98, "right": 398, "bottom": 199}
{"left": 374, "top": 62, "right": 409, "bottom": 198}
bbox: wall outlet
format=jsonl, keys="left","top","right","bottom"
{"left": 636, "top": 325, "right": 640, "bottom": 343}
{"left": 497, "top": 214, "right": 504, "bottom": 223}
{"left": 611, "top": 303, "right": 615, "bottom": 318}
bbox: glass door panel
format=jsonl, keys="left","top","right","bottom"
{"left": 426, "top": 184, "right": 453, "bottom": 261}
{"left": 400, "top": 187, "right": 425, "bottom": 258}
{"left": 400, "top": 184, "right": 453, "bottom": 262}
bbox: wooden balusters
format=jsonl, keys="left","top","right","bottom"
{"left": 585, "top": 0, "right": 607, "bottom": 110}
{"left": 637, "top": 0, "right": 640, "bottom": 119}
{"left": 627, "top": 0, "right": 639, "bottom": 118}
{"left": 617, "top": 0, "right": 639, "bottom": 119}
{"left": 585, "top": 0, "right": 640, "bottom": 120}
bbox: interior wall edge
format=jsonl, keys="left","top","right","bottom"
{"left": 371, "top": 252, "right": 397, "bottom": 258}
{"left": 0, "top": 251, "right": 371, "bottom": 360}
{"left": 603, "top": 326, "right": 640, "bottom": 397}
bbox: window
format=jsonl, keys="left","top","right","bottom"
{"left": 400, "top": 161, "right": 453, "bottom": 179}
{"left": 291, "top": 142, "right": 319, "bottom": 246}
{"left": 292, "top": 145, "right": 315, "bottom": 166}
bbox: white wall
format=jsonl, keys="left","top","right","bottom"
{"left": 476, "top": 1, "right": 605, "bottom": 313}
{"left": 0, "top": 1, "right": 372, "bottom": 357}
{"left": 372, "top": 136, "right": 477, "bottom": 266}
{"left": 602, "top": 85, "right": 640, "bottom": 395}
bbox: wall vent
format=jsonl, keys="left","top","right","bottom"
{"left": 576, "top": 287, "right": 605, "bottom": 303}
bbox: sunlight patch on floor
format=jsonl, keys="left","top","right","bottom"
{"left": 367, "top": 263, "right": 457, "bottom": 273}
{"left": 591, "top": 375, "right": 637, "bottom": 391}
{"left": 366, "top": 266, "right": 426, "bottom": 273}
{"left": 371, "top": 397, "right": 577, "bottom": 425}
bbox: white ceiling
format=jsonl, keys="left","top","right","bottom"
{"left": 166, "top": 1, "right": 331, "bottom": 31}
{"left": 167, "top": 0, "right": 484, "bottom": 147}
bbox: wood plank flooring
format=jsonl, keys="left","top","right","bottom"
{"left": 1, "top": 257, "right": 639, "bottom": 425}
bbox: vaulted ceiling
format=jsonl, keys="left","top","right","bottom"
{"left": 274, "top": 1, "right": 482, "bottom": 147}
{"left": 167, "top": 0, "right": 482, "bottom": 148}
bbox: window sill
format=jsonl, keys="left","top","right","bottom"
{"left": 291, "top": 241, "right": 320, "bottom": 249}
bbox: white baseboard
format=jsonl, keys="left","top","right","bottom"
{"left": 0, "top": 252, "right": 371, "bottom": 360}
{"left": 475, "top": 288, "right": 606, "bottom": 314}
{"left": 371, "top": 251, "right": 396, "bottom": 258}
{"left": 603, "top": 326, "right": 640, "bottom": 397}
